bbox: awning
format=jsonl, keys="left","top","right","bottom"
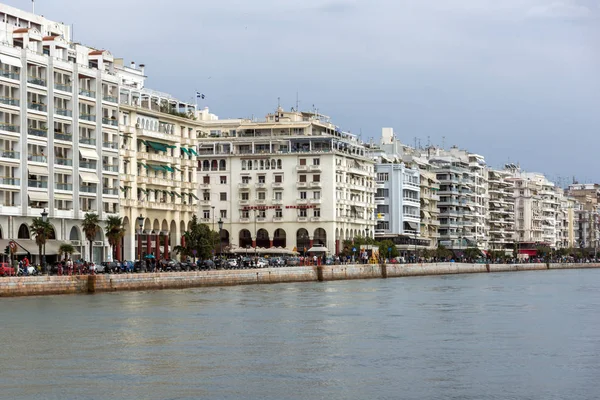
{"left": 79, "top": 147, "right": 99, "bottom": 160}
{"left": 148, "top": 164, "right": 166, "bottom": 172}
{"left": 163, "top": 166, "right": 174, "bottom": 172}
{"left": 1, "top": 55, "right": 22, "bottom": 68}
{"left": 519, "top": 249, "right": 537, "bottom": 257}
{"left": 404, "top": 221, "right": 419, "bottom": 231}
{"left": 146, "top": 141, "right": 168, "bottom": 152}
{"left": 180, "top": 148, "right": 190, "bottom": 155}
{"left": 28, "top": 190, "right": 49, "bottom": 202}
{"left": 138, "top": 162, "right": 148, "bottom": 169}
{"left": 307, "top": 246, "right": 328, "bottom": 253}
{"left": 28, "top": 165, "right": 49, "bottom": 176}
{"left": 79, "top": 171, "right": 100, "bottom": 184}
{"left": 172, "top": 192, "right": 181, "bottom": 198}
{"left": 422, "top": 210, "right": 431, "bottom": 219}
{"left": 189, "top": 193, "right": 199, "bottom": 200}
{"left": 188, "top": 148, "right": 198, "bottom": 156}
{"left": 54, "top": 193, "right": 72, "bottom": 200}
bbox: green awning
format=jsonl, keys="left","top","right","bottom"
{"left": 188, "top": 148, "right": 198, "bottom": 156}
{"left": 139, "top": 188, "right": 148, "bottom": 194}
{"left": 146, "top": 141, "right": 168, "bottom": 152}
{"left": 172, "top": 192, "right": 182, "bottom": 198}
{"left": 173, "top": 167, "right": 182, "bottom": 171}
{"left": 167, "top": 191, "right": 175, "bottom": 197}
{"left": 180, "top": 148, "right": 189, "bottom": 155}
{"left": 167, "top": 145, "right": 177, "bottom": 149}
{"left": 139, "top": 139, "right": 147, "bottom": 145}
{"left": 149, "top": 164, "right": 166, "bottom": 172}
{"left": 163, "top": 166, "right": 174, "bottom": 172}
{"left": 137, "top": 162, "right": 149, "bottom": 169}
{"left": 119, "top": 186, "right": 131, "bottom": 192}
{"left": 189, "top": 193, "right": 199, "bottom": 200}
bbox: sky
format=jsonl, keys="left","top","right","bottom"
{"left": 7, "top": 0, "right": 600, "bottom": 183}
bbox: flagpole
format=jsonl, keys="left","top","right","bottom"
{"left": 32, "top": 0, "right": 35, "bottom": 14}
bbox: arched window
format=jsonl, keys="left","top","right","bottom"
{"left": 219, "top": 160, "right": 226, "bottom": 171}
{"left": 242, "top": 160, "right": 247, "bottom": 170}
{"left": 203, "top": 160, "right": 210, "bottom": 171}
{"left": 253, "top": 160, "right": 258, "bottom": 170}
{"left": 211, "top": 160, "right": 218, "bottom": 171}
{"left": 260, "top": 160, "right": 264, "bottom": 170}
{"left": 265, "top": 160, "right": 270, "bottom": 170}
{"left": 277, "top": 159, "right": 282, "bottom": 169}
{"left": 248, "top": 160, "right": 253, "bottom": 170}
{"left": 271, "top": 160, "right": 276, "bottom": 169}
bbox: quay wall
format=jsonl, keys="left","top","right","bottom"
{"left": 1, "top": 263, "right": 599, "bottom": 297}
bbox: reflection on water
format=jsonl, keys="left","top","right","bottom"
{"left": 1, "top": 270, "right": 600, "bottom": 400}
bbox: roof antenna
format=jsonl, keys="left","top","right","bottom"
{"left": 442, "top": 136, "right": 446, "bottom": 149}
{"left": 296, "top": 91, "right": 299, "bottom": 111}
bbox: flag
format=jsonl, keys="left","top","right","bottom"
{"left": 196, "top": 92, "right": 205, "bottom": 99}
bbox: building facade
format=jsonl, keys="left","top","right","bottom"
{"left": 487, "top": 169, "right": 515, "bottom": 251}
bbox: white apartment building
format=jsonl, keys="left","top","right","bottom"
{"left": 487, "top": 169, "right": 515, "bottom": 251}
{"left": 0, "top": 4, "right": 119, "bottom": 263}
{"left": 196, "top": 107, "right": 376, "bottom": 255}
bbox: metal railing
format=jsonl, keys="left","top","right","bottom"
{"left": 55, "top": 83, "right": 72, "bottom": 92}
{"left": 55, "top": 108, "right": 72, "bottom": 117}
{"left": 0, "top": 123, "right": 19, "bottom": 132}
{"left": 103, "top": 95, "right": 118, "bottom": 103}
{"left": 0, "top": 97, "right": 19, "bottom": 106}
{"left": 28, "top": 103, "right": 47, "bottom": 112}
{"left": 102, "top": 141, "right": 119, "bottom": 149}
{"left": 28, "top": 180, "right": 48, "bottom": 188}
{"left": 28, "top": 128, "right": 47, "bottom": 137}
{"left": 79, "top": 113, "right": 96, "bottom": 122}
{"left": 79, "top": 89, "right": 96, "bottom": 98}
{"left": 102, "top": 117, "right": 118, "bottom": 126}
{"left": 0, "top": 177, "right": 20, "bottom": 185}
{"left": 55, "top": 183, "right": 73, "bottom": 190}
{"left": 80, "top": 186, "right": 97, "bottom": 193}
{"left": 28, "top": 155, "right": 47, "bottom": 162}
{"left": 79, "top": 161, "right": 96, "bottom": 169}
{"left": 0, "top": 70, "right": 19, "bottom": 80}
{"left": 55, "top": 157, "right": 73, "bottom": 166}
{"left": 102, "top": 188, "right": 119, "bottom": 195}
{"left": 79, "top": 137, "right": 96, "bottom": 145}
{"left": 0, "top": 150, "right": 19, "bottom": 159}
{"left": 102, "top": 165, "right": 119, "bottom": 172}
{"left": 27, "top": 76, "right": 47, "bottom": 86}
{"left": 55, "top": 132, "right": 72, "bottom": 141}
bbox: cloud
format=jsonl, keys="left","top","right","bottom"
{"left": 315, "top": 1, "right": 357, "bottom": 14}
{"left": 527, "top": 1, "right": 591, "bottom": 19}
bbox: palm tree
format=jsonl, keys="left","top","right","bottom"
{"left": 58, "top": 243, "right": 75, "bottom": 261}
{"left": 30, "top": 217, "right": 53, "bottom": 271}
{"left": 105, "top": 216, "right": 125, "bottom": 261}
{"left": 82, "top": 212, "right": 101, "bottom": 263}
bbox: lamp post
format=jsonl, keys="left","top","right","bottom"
{"left": 211, "top": 206, "right": 215, "bottom": 232}
{"left": 218, "top": 218, "right": 223, "bottom": 257}
{"left": 414, "top": 230, "right": 418, "bottom": 263}
{"left": 41, "top": 208, "right": 48, "bottom": 274}
{"left": 137, "top": 215, "right": 144, "bottom": 262}
{"left": 254, "top": 209, "right": 258, "bottom": 259}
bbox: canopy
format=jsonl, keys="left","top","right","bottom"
{"left": 28, "top": 190, "right": 49, "bottom": 202}
{"left": 1, "top": 55, "right": 22, "bottom": 68}
{"left": 0, "top": 239, "right": 80, "bottom": 256}
{"left": 307, "top": 246, "right": 328, "bottom": 253}
{"left": 189, "top": 193, "right": 199, "bottom": 200}
{"left": 146, "top": 141, "right": 168, "bottom": 152}
{"left": 404, "top": 221, "right": 419, "bottom": 231}
{"left": 180, "top": 148, "right": 190, "bottom": 155}
{"left": 79, "top": 147, "right": 99, "bottom": 160}
{"left": 163, "top": 166, "right": 175, "bottom": 172}
{"left": 148, "top": 164, "right": 166, "bottom": 172}
{"left": 28, "top": 165, "right": 49, "bottom": 176}
{"left": 79, "top": 171, "right": 99, "bottom": 184}
{"left": 188, "top": 148, "right": 199, "bottom": 156}
{"left": 54, "top": 193, "right": 72, "bottom": 200}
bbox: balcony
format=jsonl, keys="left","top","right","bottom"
{"left": 256, "top": 217, "right": 266, "bottom": 222}
{"left": 28, "top": 155, "right": 47, "bottom": 163}
{"left": 0, "top": 97, "right": 19, "bottom": 107}
{"left": 297, "top": 182, "right": 308, "bottom": 188}
{"left": 79, "top": 161, "right": 96, "bottom": 169}
{"left": 102, "top": 141, "right": 119, "bottom": 150}
{"left": 103, "top": 95, "right": 118, "bottom": 103}
{"left": 55, "top": 183, "right": 73, "bottom": 191}
{"left": 239, "top": 200, "right": 249, "bottom": 206}
{"left": 27, "top": 76, "right": 46, "bottom": 86}
{"left": 79, "top": 113, "right": 96, "bottom": 122}
{"left": 296, "top": 165, "right": 309, "bottom": 172}
{"left": 403, "top": 197, "right": 419, "bottom": 205}
{"left": 297, "top": 198, "right": 308, "bottom": 204}
{"left": 55, "top": 83, "right": 72, "bottom": 92}
{"left": 0, "top": 123, "right": 19, "bottom": 133}
{"left": 0, "top": 70, "right": 19, "bottom": 80}
{"left": 102, "top": 117, "right": 118, "bottom": 126}
{"left": 28, "top": 127, "right": 47, "bottom": 138}
{"left": 79, "top": 137, "right": 96, "bottom": 146}
{"left": 28, "top": 180, "right": 48, "bottom": 189}
{"left": 28, "top": 103, "right": 47, "bottom": 112}
{"left": 0, "top": 150, "right": 19, "bottom": 160}
{"left": 55, "top": 108, "right": 72, "bottom": 117}
{"left": 103, "top": 165, "right": 119, "bottom": 173}
{"left": 311, "top": 217, "right": 321, "bottom": 222}
{"left": 238, "top": 183, "right": 250, "bottom": 189}
{"left": 103, "top": 188, "right": 119, "bottom": 196}
{"left": 273, "top": 217, "right": 283, "bottom": 222}
{"left": 309, "top": 182, "right": 322, "bottom": 188}
{"left": 80, "top": 186, "right": 97, "bottom": 193}
{"left": 256, "top": 199, "right": 267, "bottom": 205}
{"left": 309, "top": 165, "right": 321, "bottom": 172}
{"left": 255, "top": 182, "right": 267, "bottom": 189}
{"left": 54, "top": 132, "right": 72, "bottom": 141}
{"left": 240, "top": 218, "right": 250, "bottom": 223}
{"left": 79, "top": 89, "right": 96, "bottom": 98}
{"left": 272, "top": 198, "right": 283, "bottom": 205}
{"left": 297, "top": 217, "right": 308, "bottom": 222}
{"left": 309, "top": 198, "right": 322, "bottom": 205}
{"left": 0, "top": 177, "right": 19, "bottom": 186}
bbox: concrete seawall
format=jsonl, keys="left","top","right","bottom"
{"left": 1, "top": 262, "right": 599, "bottom": 297}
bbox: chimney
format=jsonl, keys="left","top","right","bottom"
{"left": 130, "top": 61, "right": 136, "bottom": 69}
{"left": 139, "top": 64, "right": 145, "bottom": 74}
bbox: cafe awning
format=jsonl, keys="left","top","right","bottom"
{"left": 28, "top": 190, "right": 49, "bottom": 202}
{"left": 79, "top": 147, "right": 99, "bottom": 160}
{"left": 28, "top": 165, "right": 49, "bottom": 176}
{"left": 79, "top": 171, "right": 100, "bottom": 184}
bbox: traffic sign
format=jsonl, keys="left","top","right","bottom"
{"left": 9, "top": 241, "right": 17, "bottom": 252}
{"left": 352, "top": 247, "right": 356, "bottom": 252}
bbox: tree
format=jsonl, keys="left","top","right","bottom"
{"left": 435, "top": 245, "right": 453, "bottom": 260}
{"left": 58, "top": 243, "right": 75, "bottom": 261}
{"left": 30, "top": 217, "right": 53, "bottom": 270}
{"left": 378, "top": 240, "right": 399, "bottom": 259}
{"left": 536, "top": 245, "right": 552, "bottom": 261}
{"left": 82, "top": 213, "right": 101, "bottom": 262}
{"left": 464, "top": 247, "right": 483, "bottom": 262}
{"left": 173, "top": 215, "right": 218, "bottom": 261}
{"left": 105, "top": 216, "right": 126, "bottom": 261}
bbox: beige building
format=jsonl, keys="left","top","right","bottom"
{"left": 487, "top": 169, "right": 515, "bottom": 251}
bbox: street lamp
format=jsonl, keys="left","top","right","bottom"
{"left": 414, "top": 230, "right": 418, "bottom": 262}
{"left": 136, "top": 215, "right": 144, "bottom": 262}
{"left": 218, "top": 218, "right": 223, "bottom": 257}
{"left": 41, "top": 208, "right": 48, "bottom": 274}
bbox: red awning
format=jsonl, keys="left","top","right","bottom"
{"left": 518, "top": 249, "right": 537, "bottom": 256}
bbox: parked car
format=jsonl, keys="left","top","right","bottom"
{"left": 200, "top": 259, "right": 215, "bottom": 270}
{"left": 256, "top": 258, "right": 268, "bottom": 268}
{"left": 286, "top": 257, "right": 301, "bottom": 266}
{"left": 0, "top": 262, "right": 15, "bottom": 276}
{"left": 226, "top": 259, "right": 238, "bottom": 269}
{"left": 134, "top": 260, "right": 147, "bottom": 273}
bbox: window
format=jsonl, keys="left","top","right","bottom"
{"left": 313, "top": 175, "right": 320, "bottom": 182}
{"left": 203, "top": 210, "right": 210, "bottom": 219}
{"left": 242, "top": 176, "right": 250, "bottom": 184}
{"left": 275, "top": 209, "right": 283, "bottom": 218}
{"left": 241, "top": 210, "right": 249, "bottom": 218}
{"left": 203, "top": 192, "right": 210, "bottom": 201}
{"left": 259, "top": 210, "right": 266, "bottom": 218}
{"left": 376, "top": 189, "right": 389, "bottom": 198}
{"left": 274, "top": 175, "right": 283, "bottom": 183}
{"left": 314, "top": 208, "right": 321, "bottom": 217}
{"left": 314, "top": 191, "right": 321, "bottom": 199}
{"left": 220, "top": 192, "right": 227, "bottom": 201}
{"left": 220, "top": 176, "right": 227, "bottom": 184}
{"left": 241, "top": 192, "right": 249, "bottom": 200}
{"left": 258, "top": 175, "right": 266, "bottom": 184}
{"left": 299, "top": 158, "right": 306, "bottom": 166}
{"left": 203, "top": 176, "right": 210, "bottom": 184}
{"left": 242, "top": 160, "right": 247, "bottom": 170}
{"left": 299, "top": 209, "right": 307, "bottom": 217}
{"left": 377, "top": 173, "right": 389, "bottom": 181}
{"left": 220, "top": 210, "right": 227, "bottom": 218}
{"left": 299, "top": 175, "right": 307, "bottom": 183}
{"left": 300, "top": 191, "right": 307, "bottom": 199}
{"left": 274, "top": 191, "right": 282, "bottom": 200}
{"left": 313, "top": 158, "right": 320, "bottom": 166}
{"left": 258, "top": 192, "right": 266, "bottom": 200}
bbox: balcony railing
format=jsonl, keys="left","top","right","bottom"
{"left": 27, "top": 76, "right": 47, "bottom": 86}
{"left": 28, "top": 103, "right": 47, "bottom": 112}
{"left": 55, "top": 132, "right": 72, "bottom": 141}
{"left": 55, "top": 157, "right": 73, "bottom": 166}
{"left": 0, "top": 70, "right": 19, "bottom": 80}
{"left": 0, "top": 123, "right": 19, "bottom": 132}
{"left": 103, "top": 95, "right": 118, "bottom": 103}
{"left": 102, "top": 117, "right": 118, "bottom": 126}
{"left": 0, "top": 177, "right": 20, "bottom": 185}
{"left": 79, "top": 137, "right": 96, "bottom": 145}
{"left": 28, "top": 127, "right": 47, "bottom": 137}
{"left": 103, "top": 188, "right": 119, "bottom": 195}
{"left": 0, "top": 150, "right": 19, "bottom": 159}
{"left": 79, "top": 113, "right": 96, "bottom": 122}
{"left": 28, "top": 155, "right": 47, "bottom": 163}
{"left": 102, "top": 141, "right": 119, "bottom": 149}
{"left": 28, "top": 180, "right": 48, "bottom": 188}
{"left": 79, "top": 89, "right": 96, "bottom": 98}
{"left": 55, "top": 83, "right": 72, "bottom": 92}
{"left": 80, "top": 186, "right": 97, "bottom": 193}
{"left": 79, "top": 161, "right": 96, "bottom": 169}
{"left": 103, "top": 165, "right": 119, "bottom": 172}
{"left": 55, "top": 183, "right": 73, "bottom": 190}
{"left": 55, "top": 108, "right": 72, "bottom": 117}
{"left": 0, "top": 97, "right": 19, "bottom": 106}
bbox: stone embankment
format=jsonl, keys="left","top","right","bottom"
{"left": 1, "top": 262, "right": 598, "bottom": 297}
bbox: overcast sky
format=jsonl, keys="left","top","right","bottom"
{"left": 10, "top": 0, "right": 600, "bottom": 183}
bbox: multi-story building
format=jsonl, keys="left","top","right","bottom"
{"left": 487, "top": 169, "right": 515, "bottom": 251}
{"left": 568, "top": 184, "right": 600, "bottom": 251}
{"left": 0, "top": 4, "right": 119, "bottom": 263}
{"left": 195, "top": 107, "right": 376, "bottom": 255}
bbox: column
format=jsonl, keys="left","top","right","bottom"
{"left": 252, "top": 238, "right": 256, "bottom": 248}
{"left": 116, "top": 241, "right": 121, "bottom": 262}
{"left": 146, "top": 233, "right": 151, "bottom": 257}
{"left": 154, "top": 234, "right": 159, "bottom": 260}
{"left": 137, "top": 233, "right": 142, "bottom": 261}
{"left": 309, "top": 237, "right": 314, "bottom": 249}
{"left": 269, "top": 240, "right": 273, "bottom": 248}
{"left": 164, "top": 233, "right": 169, "bottom": 260}
{"left": 335, "top": 239, "right": 340, "bottom": 255}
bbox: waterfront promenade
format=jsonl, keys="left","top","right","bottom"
{"left": 1, "top": 262, "right": 599, "bottom": 297}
